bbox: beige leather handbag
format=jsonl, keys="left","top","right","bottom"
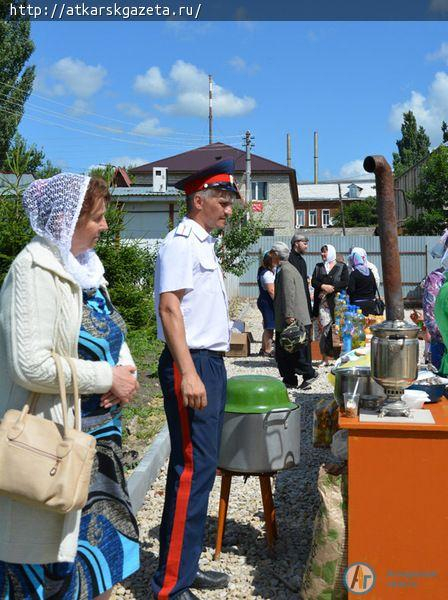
{"left": 0, "top": 352, "right": 96, "bottom": 513}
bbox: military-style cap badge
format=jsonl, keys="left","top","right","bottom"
{"left": 174, "top": 159, "right": 239, "bottom": 196}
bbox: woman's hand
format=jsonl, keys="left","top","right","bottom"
{"left": 321, "top": 284, "right": 335, "bottom": 294}
{"left": 101, "top": 365, "right": 139, "bottom": 408}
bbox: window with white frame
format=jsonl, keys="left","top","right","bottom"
{"left": 251, "top": 181, "right": 268, "bottom": 200}
{"left": 308, "top": 209, "right": 317, "bottom": 227}
{"left": 295, "top": 209, "right": 305, "bottom": 228}
{"left": 322, "top": 209, "right": 331, "bottom": 227}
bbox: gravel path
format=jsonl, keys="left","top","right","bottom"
{"left": 116, "top": 303, "right": 426, "bottom": 599}
{"left": 116, "top": 299, "right": 337, "bottom": 599}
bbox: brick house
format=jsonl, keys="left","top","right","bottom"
{"left": 296, "top": 178, "right": 376, "bottom": 229}
{"left": 125, "top": 142, "right": 299, "bottom": 238}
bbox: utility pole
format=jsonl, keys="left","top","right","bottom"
{"left": 314, "top": 131, "right": 319, "bottom": 184}
{"left": 209, "top": 74, "right": 213, "bottom": 145}
{"left": 338, "top": 182, "right": 346, "bottom": 236}
{"left": 243, "top": 130, "right": 254, "bottom": 204}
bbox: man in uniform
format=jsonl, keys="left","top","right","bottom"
{"left": 288, "top": 233, "right": 318, "bottom": 389}
{"left": 151, "top": 160, "right": 237, "bottom": 600}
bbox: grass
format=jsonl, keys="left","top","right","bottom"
{"left": 121, "top": 327, "right": 166, "bottom": 455}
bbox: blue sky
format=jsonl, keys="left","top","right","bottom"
{"left": 18, "top": 21, "right": 448, "bottom": 181}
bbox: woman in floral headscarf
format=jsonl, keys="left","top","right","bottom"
{"left": 347, "top": 247, "right": 378, "bottom": 316}
{"left": 423, "top": 231, "right": 448, "bottom": 370}
{"left": 0, "top": 174, "right": 140, "bottom": 599}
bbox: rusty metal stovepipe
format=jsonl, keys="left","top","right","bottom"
{"left": 363, "top": 155, "right": 404, "bottom": 322}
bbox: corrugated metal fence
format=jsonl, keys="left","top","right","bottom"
{"left": 224, "top": 235, "right": 441, "bottom": 301}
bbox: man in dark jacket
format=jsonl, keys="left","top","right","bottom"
{"left": 289, "top": 234, "right": 312, "bottom": 316}
{"left": 272, "top": 241, "right": 314, "bottom": 388}
{"left": 288, "top": 234, "right": 317, "bottom": 389}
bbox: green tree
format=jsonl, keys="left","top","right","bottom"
{"left": 96, "top": 201, "right": 158, "bottom": 331}
{"left": 402, "top": 145, "right": 448, "bottom": 234}
{"left": 393, "top": 111, "right": 430, "bottom": 177}
{"left": 4, "top": 133, "right": 61, "bottom": 178}
{"left": 0, "top": 140, "right": 34, "bottom": 285}
{"left": 332, "top": 197, "right": 378, "bottom": 228}
{"left": 0, "top": 0, "right": 35, "bottom": 165}
{"left": 403, "top": 210, "right": 447, "bottom": 235}
{"left": 408, "top": 145, "right": 448, "bottom": 211}
{"left": 215, "top": 204, "right": 266, "bottom": 276}
{"left": 88, "top": 164, "right": 116, "bottom": 187}
{"left": 442, "top": 121, "right": 448, "bottom": 144}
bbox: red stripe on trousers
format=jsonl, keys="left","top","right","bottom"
{"left": 157, "top": 363, "right": 194, "bottom": 599}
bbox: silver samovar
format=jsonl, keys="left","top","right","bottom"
{"left": 370, "top": 320, "right": 419, "bottom": 417}
{"left": 363, "top": 155, "right": 419, "bottom": 417}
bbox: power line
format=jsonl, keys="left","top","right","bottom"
{"left": 0, "top": 80, "right": 243, "bottom": 141}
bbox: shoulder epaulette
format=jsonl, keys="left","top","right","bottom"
{"left": 174, "top": 222, "right": 192, "bottom": 238}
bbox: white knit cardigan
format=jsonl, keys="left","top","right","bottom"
{"left": 0, "top": 237, "right": 133, "bottom": 564}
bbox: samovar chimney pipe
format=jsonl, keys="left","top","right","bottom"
{"left": 363, "top": 155, "right": 404, "bottom": 322}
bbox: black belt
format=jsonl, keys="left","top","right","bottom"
{"left": 163, "top": 345, "right": 225, "bottom": 358}
{"left": 190, "top": 348, "right": 226, "bottom": 357}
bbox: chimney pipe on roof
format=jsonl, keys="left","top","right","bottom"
{"left": 287, "top": 133, "right": 291, "bottom": 168}
{"left": 314, "top": 131, "right": 318, "bottom": 184}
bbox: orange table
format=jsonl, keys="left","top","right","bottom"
{"left": 339, "top": 398, "right": 448, "bottom": 598}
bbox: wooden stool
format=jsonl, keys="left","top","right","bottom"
{"left": 214, "top": 469, "right": 278, "bottom": 559}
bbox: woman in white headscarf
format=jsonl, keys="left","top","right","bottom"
{"left": 312, "top": 244, "right": 349, "bottom": 365}
{"left": 347, "top": 247, "right": 378, "bottom": 316}
{"left": 0, "top": 174, "right": 140, "bottom": 599}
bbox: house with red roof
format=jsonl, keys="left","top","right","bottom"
{"left": 112, "top": 142, "right": 299, "bottom": 240}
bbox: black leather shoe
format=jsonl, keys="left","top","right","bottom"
{"left": 191, "top": 568, "right": 230, "bottom": 590}
{"left": 173, "top": 590, "right": 200, "bottom": 599}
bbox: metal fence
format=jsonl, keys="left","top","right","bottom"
{"left": 224, "top": 235, "right": 441, "bottom": 302}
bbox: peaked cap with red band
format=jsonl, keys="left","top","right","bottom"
{"left": 174, "top": 158, "right": 239, "bottom": 196}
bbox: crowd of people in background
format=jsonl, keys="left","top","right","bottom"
{"left": 256, "top": 235, "right": 381, "bottom": 387}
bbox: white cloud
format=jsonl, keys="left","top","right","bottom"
{"left": 110, "top": 156, "right": 147, "bottom": 168}
{"left": 70, "top": 98, "right": 90, "bottom": 116}
{"left": 134, "top": 66, "right": 170, "bottom": 97}
{"left": 430, "top": 0, "right": 448, "bottom": 12}
{"left": 389, "top": 71, "right": 448, "bottom": 143}
{"left": 133, "top": 117, "right": 172, "bottom": 136}
{"left": 34, "top": 73, "right": 65, "bottom": 97}
{"left": 228, "top": 56, "right": 260, "bottom": 75}
{"left": 427, "top": 42, "right": 448, "bottom": 64}
{"left": 35, "top": 58, "right": 106, "bottom": 101}
{"left": 149, "top": 59, "right": 256, "bottom": 118}
{"left": 116, "top": 102, "right": 149, "bottom": 118}
{"left": 340, "top": 159, "right": 367, "bottom": 180}
{"left": 50, "top": 57, "right": 106, "bottom": 98}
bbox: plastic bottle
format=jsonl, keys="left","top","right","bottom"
{"left": 342, "top": 309, "right": 353, "bottom": 354}
{"left": 334, "top": 292, "right": 346, "bottom": 339}
{"left": 352, "top": 309, "right": 366, "bottom": 349}
{"left": 356, "top": 309, "right": 366, "bottom": 347}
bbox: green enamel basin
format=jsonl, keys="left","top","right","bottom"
{"left": 225, "top": 375, "right": 296, "bottom": 414}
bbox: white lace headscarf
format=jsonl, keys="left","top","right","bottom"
{"left": 22, "top": 173, "right": 105, "bottom": 289}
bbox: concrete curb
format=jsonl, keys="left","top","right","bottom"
{"left": 127, "top": 424, "right": 171, "bottom": 514}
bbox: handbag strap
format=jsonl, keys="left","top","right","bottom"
{"left": 24, "top": 353, "right": 81, "bottom": 434}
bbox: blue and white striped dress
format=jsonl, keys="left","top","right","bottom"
{"left": 0, "top": 288, "right": 140, "bottom": 599}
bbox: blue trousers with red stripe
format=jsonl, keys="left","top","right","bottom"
{"left": 151, "top": 347, "right": 227, "bottom": 599}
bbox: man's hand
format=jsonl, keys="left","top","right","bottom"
{"left": 181, "top": 370, "right": 207, "bottom": 410}
{"left": 285, "top": 317, "right": 296, "bottom": 325}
